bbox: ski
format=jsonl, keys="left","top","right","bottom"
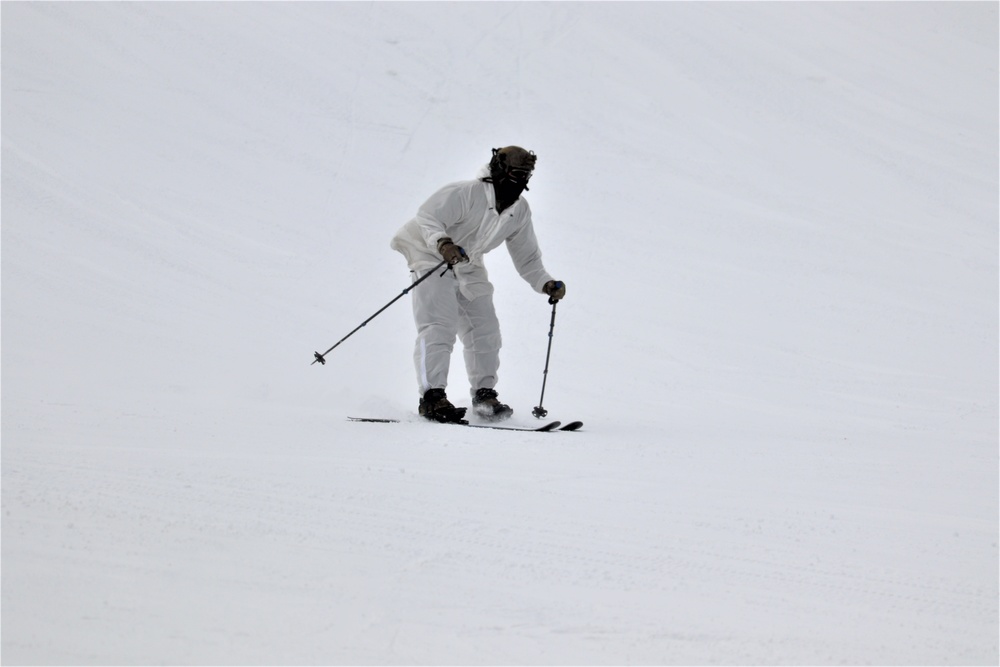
{"left": 462, "top": 420, "right": 562, "bottom": 432}
{"left": 348, "top": 417, "right": 581, "bottom": 432}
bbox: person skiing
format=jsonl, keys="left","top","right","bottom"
{"left": 390, "top": 146, "right": 566, "bottom": 423}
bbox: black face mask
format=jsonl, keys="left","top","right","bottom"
{"left": 495, "top": 175, "right": 526, "bottom": 196}
{"left": 491, "top": 173, "right": 528, "bottom": 213}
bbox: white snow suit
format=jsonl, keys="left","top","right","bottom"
{"left": 390, "top": 167, "right": 555, "bottom": 397}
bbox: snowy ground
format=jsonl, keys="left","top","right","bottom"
{"left": 2, "top": 2, "right": 997, "bottom": 664}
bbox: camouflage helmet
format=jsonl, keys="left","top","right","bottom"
{"left": 489, "top": 146, "right": 537, "bottom": 185}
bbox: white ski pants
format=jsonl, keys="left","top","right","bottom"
{"left": 410, "top": 267, "right": 501, "bottom": 398}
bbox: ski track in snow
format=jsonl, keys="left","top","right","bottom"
{"left": 2, "top": 2, "right": 997, "bottom": 664}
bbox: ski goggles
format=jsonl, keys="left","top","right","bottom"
{"left": 506, "top": 166, "right": 533, "bottom": 181}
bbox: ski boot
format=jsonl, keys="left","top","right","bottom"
{"left": 472, "top": 387, "right": 514, "bottom": 422}
{"left": 419, "top": 388, "right": 468, "bottom": 424}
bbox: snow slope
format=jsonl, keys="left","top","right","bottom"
{"left": 2, "top": 2, "right": 997, "bottom": 664}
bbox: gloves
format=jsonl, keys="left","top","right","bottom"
{"left": 437, "top": 237, "right": 468, "bottom": 265}
{"left": 543, "top": 280, "right": 566, "bottom": 302}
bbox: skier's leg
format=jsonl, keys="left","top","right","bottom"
{"left": 411, "top": 269, "right": 459, "bottom": 395}
{"left": 458, "top": 291, "right": 512, "bottom": 420}
{"left": 457, "top": 290, "right": 502, "bottom": 395}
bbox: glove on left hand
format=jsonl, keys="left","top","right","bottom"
{"left": 543, "top": 280, "right": 566, "bottom": 302}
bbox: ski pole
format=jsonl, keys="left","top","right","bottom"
{"left": 531, "top": 290, "right": 562, "bottom": 418}
{"left": 312, "top": 258, "right": 450, "bottom": 365}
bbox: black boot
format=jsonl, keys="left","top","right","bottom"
{"left": 419, "top": 388, "right": 467, "bottom": 424}
{"left": 472, "top": 388, "right": 513, "bottom": 422}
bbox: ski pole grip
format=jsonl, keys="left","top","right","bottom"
{"left": 547, "top": 281, "right": 564, "bottom": 305}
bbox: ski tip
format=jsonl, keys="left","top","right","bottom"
{"left": 538, "top": 421, "right": 562, "bottom": 431}
{"left": 559, "top": 421, "right": 584, "bottom": 431}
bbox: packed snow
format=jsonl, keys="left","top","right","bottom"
{"left": 2, "top": 2, "right": 997, "bottom": 664}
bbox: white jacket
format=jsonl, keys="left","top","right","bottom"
{"left": 390, "top": 167, "right": 554, "bottom": 300}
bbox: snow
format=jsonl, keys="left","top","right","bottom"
{"left": 1, "top": 2, "right": 997, "bottom": 664}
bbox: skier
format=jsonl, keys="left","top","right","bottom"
{"left": 390, "top": 146, "right": 566, "bottom": 423}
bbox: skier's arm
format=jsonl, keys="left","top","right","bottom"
{"left": 414, "top": 183, "right": 471, "bottom": 252}
{"left": 505, "top": 207, "right": 554, "bottom": 293}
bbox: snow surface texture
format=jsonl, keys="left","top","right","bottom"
{"left": 2, "top": 2, "right": 997, "bottom": 664}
